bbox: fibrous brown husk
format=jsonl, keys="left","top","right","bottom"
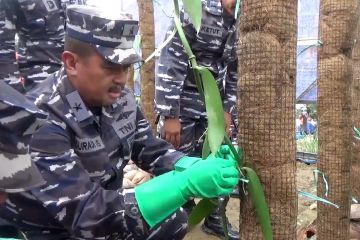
{"left": 240, "top": 0, "right": 297, "bottom": 41}
{"left": 238, "top": 73, "right": 293, "bottom": 109}
{"left": 320, "top": 16, "right": 358, "bottom": 57}
{"left": 319, "top": 0, "right": 359, "bottom": 57}
{"left": 321, "top": 0, "right": 359, "bottom": 15}
{"left": 318, "top": 54, "right": 351, "bottom": 81}
{"left": 137, "top": 0, "right": 156, "bottom": 133}
{"left": 238, "top": 0, "right": 297, "bottom": 239}
{"left": 317, "top": 55, "right": 352, "bottom": 121}
{"left": 238, "top": 32, "right": 286, "bottom": 77}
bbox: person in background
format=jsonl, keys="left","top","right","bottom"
{"left": 155, "top": 0, "right": 239, "bottom": 238}
{"left": 0, "top": 0, "right": 85, "bottom": 93}
{"left": 0, "top": 81, "right": 47, "bottom": 238}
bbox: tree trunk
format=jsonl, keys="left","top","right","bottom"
{"left": 126, "top": 66, "right": 134, "bottom": 91}
{"left": 352, "top": 21, "right": 360, "bottom": 201}
{"left": 137, "top": 0, "right": 156, "bottom": 133}
{"left": 237, "top": 1, "right": 298, "bottom": 239}
{"left": 317, "top": 0, "right": 360, "bottom": 239}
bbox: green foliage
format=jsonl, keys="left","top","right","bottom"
{"left": 243, "top": 167, "right": 273, "bottom": 240}
{"left": 297, "top": 134, "right": 318, "bottom": 153}
{"left": 182, "top": 0, "right": 202, "bottom": 32}
{"left": 194, "top": 66, "right": 225, "bottom": 153}
{"left": 188, "top": 199, "right": 217, "bottom": 229}
{"left": 307, "top": 104, "right": 317, "bottom": 119}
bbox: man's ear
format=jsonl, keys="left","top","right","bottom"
{"left": 62, "top": 51, "right": 78, "bottom": 76}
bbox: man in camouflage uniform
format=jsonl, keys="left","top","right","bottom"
{"left": 0, "top": 81, "right": 47, "bottom": 238}
{"left": 155, "top": 0, "right": 239, "bottom": 238}
{"left": 0, "top": 81, "right": 47, "bottom": 199}
{"left": 0, "top": 5, "right": 240, "bottom": 240}
{"left": 0, "top": 0, "right": 85, "bottom": 93}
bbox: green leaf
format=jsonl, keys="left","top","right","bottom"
{"left": 243, "top": 167, "right": 273, "bottom": 240}
{"left": 173, "top": 0, "right": 197, "bottom": 66}
{"left": 202, "top": 132, "right": 211, "bottom": 159}
{"left": 354, "top": 127, "right": 360, "bottom": 137}
{"left": 188, "top": 199, "right": 217, "bottom": 229}
{"left": 194, "top": 66, "right": 225, "bottom": 153}
{"left": 182, "top": 0, "right": 203, "bottom": 33}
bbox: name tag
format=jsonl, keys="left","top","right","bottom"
{"left": 199, "top": 24, "right": 222, "bottom": 37}
{"left": 75, "top": 136, "right": 105, "bottom": 153}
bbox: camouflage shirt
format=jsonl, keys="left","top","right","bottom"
{"left": 155, "top": 0, "right": 238, "bottom": 119}
{"left": 0, "top": 0, "right": 85, "bottom": 93}
{"left": 0, "top": 67, "right": 184, "bottom": 239}
{"left": 0, "top": 81, "right": 47, "bottom": 193}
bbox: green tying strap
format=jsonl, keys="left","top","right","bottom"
{"left": 354, "top": 127, "right": 360, "bottom": 141}
{"left": 298, "top": 190, "right": 339, "bottom": 209}
{"left": 298, "top": 170, "right": 338, "bottom": 209}
{"left": 235, "top": 0, "right": 241, "bottom": 19}
{"left": 313, "top": 169, "right": 329, "bottom": 197}
{"left": 297, "top": 40, "right": 322, "bottom": 56}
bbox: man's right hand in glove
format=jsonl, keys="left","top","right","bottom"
{"left": 135, "top": 155, "right": 239, "bottom": 228}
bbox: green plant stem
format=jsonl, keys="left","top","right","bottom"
{"left": 224, "top": 135, "right": 245, "bottom": 177}
{"left": 173, "top": 0, "right": 204, "bottom": 97}
{"left": 173, "top": 0, "right": 197, "bottom": 67}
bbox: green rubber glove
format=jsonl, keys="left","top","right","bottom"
{"left": 135, "top": 156, "right": 239, "bottom": 228}
{"left": 216, "top": 145, "right": 239, "bottom": 161}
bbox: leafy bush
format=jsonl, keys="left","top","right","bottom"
{"left": 297, "top": 134, "right": 318, "bottom": 153}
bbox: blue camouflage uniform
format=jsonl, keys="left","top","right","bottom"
{"left": 0, "top": 0, "right": 85, "bottom": 93}
{"left": 0, "top": 81, "right": 47, "bottom": 193}
{"left": 155, "top": 0, "right": 238, "bottom": 156}
{"left": 0, "top": 81, "right": 47, "bottom": 239}
{"left": 0, "top": 5, "right": 187, "bottom": 240}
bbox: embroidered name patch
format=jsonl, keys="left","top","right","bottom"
{"left": 199, "top": 24, "right": 222, "bottom": 37}
{"left": 74, "top": 136, "right": 105, "bottom": 153}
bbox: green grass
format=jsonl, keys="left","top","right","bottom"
{"left": 297, "top": 134, "right": 318, "bottom": 153}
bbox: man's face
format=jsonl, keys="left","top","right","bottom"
{"left": 72, "top": 51, "right": 130, "bottom": 107}
{"left": 0, "top": 192, "right": 7, "bottom": 204}
{"left": 221, "top": 0, "right": 237, "bottom": 17}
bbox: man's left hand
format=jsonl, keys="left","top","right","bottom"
{"left": 132, "top": 170, "right": 152, "bottom": 185}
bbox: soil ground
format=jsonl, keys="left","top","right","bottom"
{"left": 185, "top": 162, "right": 317, "bottom": 240}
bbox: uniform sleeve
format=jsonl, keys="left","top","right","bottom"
{"left": 131, "top": 106, "right": 185, "bottom": 175}
{"left": 30, "top": 120, "right": 148, "bottom": 239}
{"left": 0, "top": 0, "right": 23, "bottom": 92}
{"left": 223, "top": 27, "right": 238, "bottom": 114}
{"left": 155, "top": 10, "right": 196, "bottom": 118}
{"left": 223, "top": 59, "right": 237, "bottom": 113}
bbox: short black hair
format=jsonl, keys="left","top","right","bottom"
{"left": 64, "top": 35, "right": 96, "bottom": 58}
